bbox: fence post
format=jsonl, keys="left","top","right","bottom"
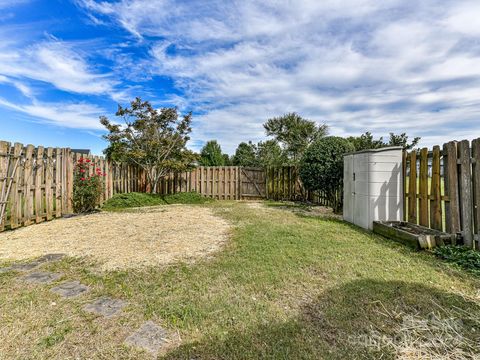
{"left": 458, "top": 140, "right": 474, "bottom": 247}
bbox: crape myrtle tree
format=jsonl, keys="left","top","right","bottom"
{"left": 300, "top": 136, "right": 354, "bottom": 213}
{"left": 264, "top": 112, "right": 328, "bottom": 164}
{"left": 199, "top": 140, "right": 225, "bottom": 166}
{"left": 100, "top": 97, "right": 197, "bottom": 194}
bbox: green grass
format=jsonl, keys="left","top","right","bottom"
{"left": 434, "top": 245, "right": 480, "bottom": 275}
{"left": 101, "top": 191, "right": 212, "bottom": 211}
{"left": 1, "top": 201, "right": 479, "bottom": 359}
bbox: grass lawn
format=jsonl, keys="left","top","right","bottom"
{"left": 1, "top": 201, "right": 479, "bottom": 359}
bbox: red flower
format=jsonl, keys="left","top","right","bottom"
{"left": 80, "top": 177, "right": 85, "bottom": 181}
{"left": 85, "top": 159, "right": 91, "bottom": 163}
{"left": 80, "top": 169, "right": 85, "bottom": 173}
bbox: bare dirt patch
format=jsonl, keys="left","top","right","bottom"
{"left": 0, "top": 205, "right": 231, "bottom": 270}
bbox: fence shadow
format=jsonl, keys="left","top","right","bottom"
{"left": 161, "top": 279, "right": 480, "bottom": 359}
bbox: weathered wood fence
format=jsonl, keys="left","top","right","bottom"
{"left": 0, "top": 140, "right": 340, "bottom": 233}
{"left": 0, "top": 142, "right": 113, "bottom": 232}
{"left": 404, "top": 139, "right": 480, "bottom": 250}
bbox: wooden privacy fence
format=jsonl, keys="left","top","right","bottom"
{"left": 155, "top": 165, "right": 337, "bottom": 207}
{"left": 0, "top": 140, "right": 340, "bottom": 233}
{"left": 404, "top": 139, "right": 480, "bottom": 250}
{"left": 0, "top": 141, "right": 113, "bottom": 232}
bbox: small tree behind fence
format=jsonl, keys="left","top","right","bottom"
{"left": 404, "top": 139, "right": 480, "bottom": 250}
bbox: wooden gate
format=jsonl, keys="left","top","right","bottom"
{"left": 240, "top": 167, "right": 266, "bottom": 199}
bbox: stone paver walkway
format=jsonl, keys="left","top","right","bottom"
{"left": 124, "top": 321, "right": 168, "bottom": 356}
{"left": 0, "top": 253, "right": 66, "bottom": 273}
{"left": 20, "top": 271, "right": 62, "bottom": 284}
{"left": 83, "top": 297, "right": 127, "bottom": 318}
{"left": 4, "top": 255, "right": 172, "bottom": 356}
{"left": 51, "top": 281, "right": 89, "bottom": 298}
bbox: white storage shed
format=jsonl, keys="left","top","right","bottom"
{"left": 343, "top": 147, "right": 403, "bottom": 230}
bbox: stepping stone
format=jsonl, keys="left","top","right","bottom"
{"left": 83, "top": 297, "right": 126, "bottom": 318}
{"left": 124, "top": 321, "right": 168, "bottom": 356}
{"left": 37, "top": 253, "right": 66, "bottom": 263}
{"left": 51, "top": 281, "right": 89, "bottom": 298}
{"left": 20, "top": 271, "right": 61, "bottom": 284}
{"left": 9, "top": 261, "right": 41, "bottom": 272}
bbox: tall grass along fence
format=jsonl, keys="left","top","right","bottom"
{"left": 404, "top": 139, "right": 480, "bottom": 250}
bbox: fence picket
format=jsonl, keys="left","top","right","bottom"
{"left": 10, "top": 143, "right": 23, "bottom": 229}
{"left": 458, "top": 140, "right": 474, "bottom": 247}
{"left": 408, "top": 151, "right": 417, "bottom": 224}
{"left": 35, "top": 146, "right": 44, "bottom": 223}
{"left": 45, "top": 147, "right": 54, "bottom": 221}
{"left": 419, "top": 148, "right": 429, "bottom": 226}
{"left": 472, "top": 138, "right": 480, "bottom": 250}
{"left": 430, "top": 146, "right": 442, "bottom": 231}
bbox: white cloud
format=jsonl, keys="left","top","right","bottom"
{"left": 444, "top": 1, "right": 480, "bottom": 36}
{"left": 52, "top": 1, "right": 480, "bottom": 151}
{"left": 0, "top": 0, "right": 29, "bottom": 9}
{"left": 0, "top": 40, "right": 116, "bottom": 95}
{"left": 0, "top": 96, "right": 104, "bottom": 129}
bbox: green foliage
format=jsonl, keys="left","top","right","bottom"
{"left": 256, "top": 140, "right": 287, "bottom": 167}
{"left": 300, "top": 136, "right": 354, "bottom": 212}
{"left": 231, "top": 140, "right": 287, "bottom": 167}
{"left": 231, "top": 141, "right": 258, "bottom": 166}
{"left": 73, "top": 158, "right": 105, "bottom": 213}
{"left": 434, "top": 245, "right": 480, "bottom": 275}
{"left": 162, "top": 192, "right": 213, "bottom": 205}
{"left": 348, "top": 131, "right": 421, "bottom": 151}
{"left": 100, "top": 97, "right": 198, "bottom": 193}
{"left": 264, "top": 112, "right": 328, "bottom": 163}
{"left": 199, "top": 140, "right": 225, "bottom": 166}
{"left": 222, "top": 154, "right": 232, "bottom": 166}
{"left": 388, "top": 132, "right": 421, "bottom": 150}
{"left": 102, "top": 191, "right": 211, "bottom": 210}
{"left": 346, "top": 132, "right": 385, "bottom": 151}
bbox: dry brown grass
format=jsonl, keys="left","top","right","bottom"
{"left": 0, "top": 205, "right": 231, "bottom": 270}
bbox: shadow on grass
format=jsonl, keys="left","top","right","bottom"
{"left": 162, "top": 279, "right": 480, "bottom": 360}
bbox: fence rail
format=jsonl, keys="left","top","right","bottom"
{"left": 403, "top": 139, "right": 480, "bottom": 250}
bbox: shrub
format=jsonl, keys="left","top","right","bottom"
{"left": 73, "top": 158, "right": 105, "bottom": 213}
{"left": 434, "top": 245, "right": 480, "bottom": 275}
{"left": 102, "top": 191, "right": 211, "bottom": 211}
{"left": 299, "top": 136, "right": 354, "bottom": 212}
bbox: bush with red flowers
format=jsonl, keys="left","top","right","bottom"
{"left": 73, "top": 158, "right": 105, "bottom": 213}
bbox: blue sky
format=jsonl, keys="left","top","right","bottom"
{"left": 1, "top": 0, "right": 480, "bottom": 154}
